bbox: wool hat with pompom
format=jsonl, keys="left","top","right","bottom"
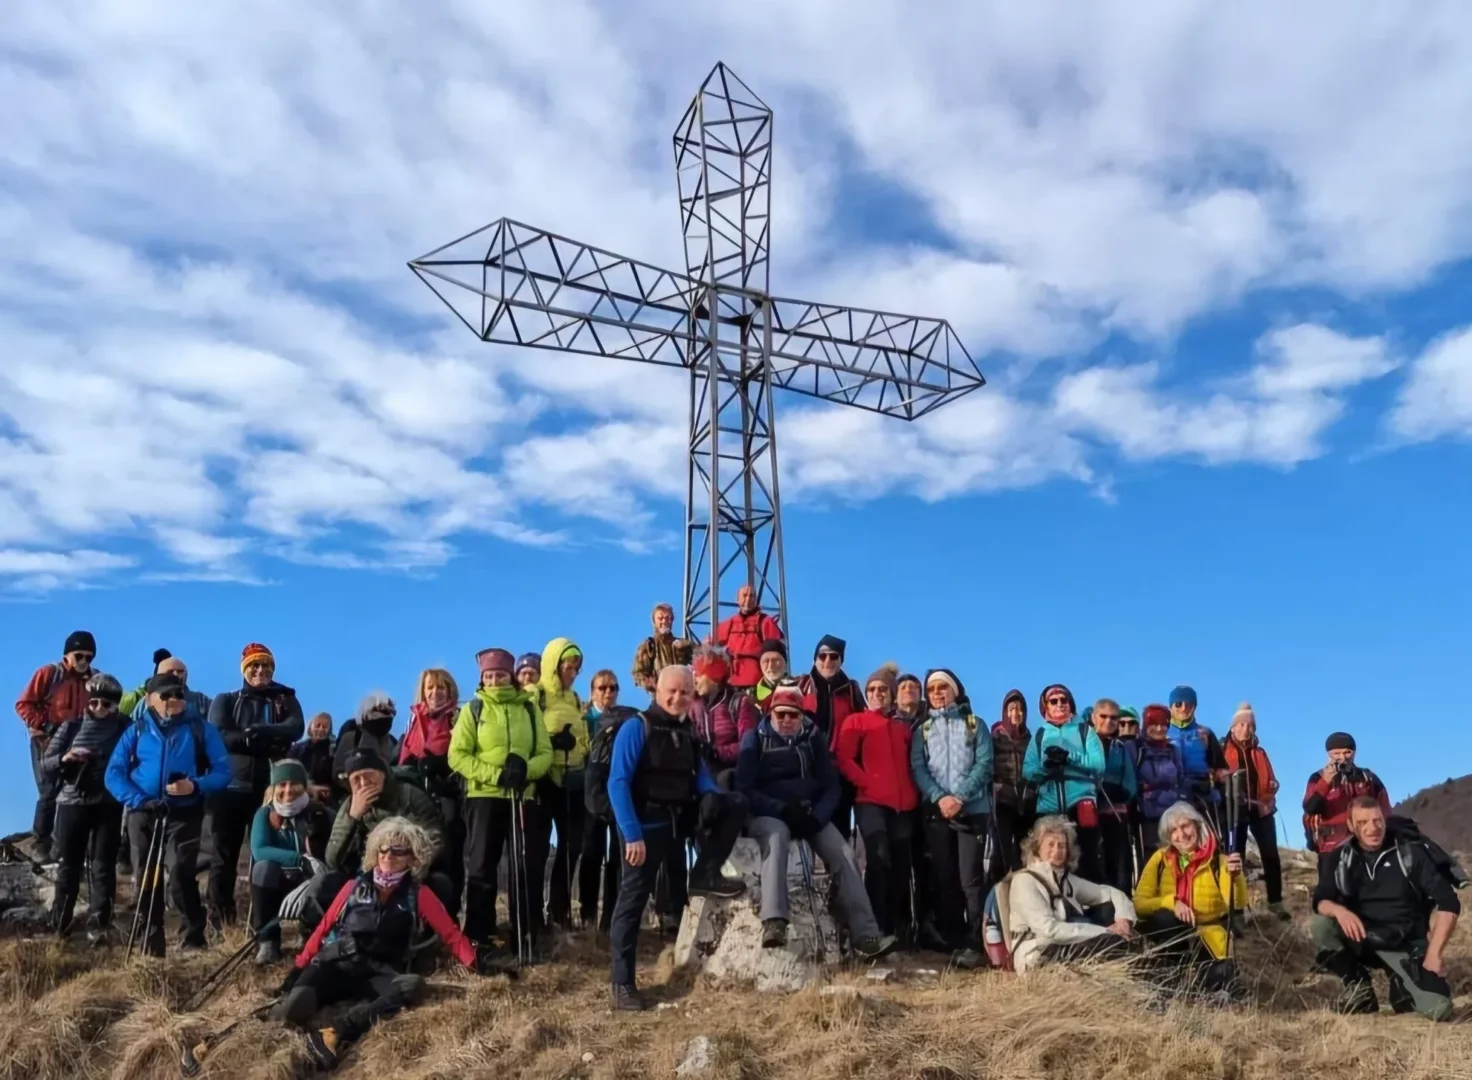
{"left": 866, "top": 662, "right": 899, "bottom": 693}
{"left": 241, "top": 642, "right": 275, "bottom": 673}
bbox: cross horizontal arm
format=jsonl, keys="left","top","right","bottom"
{"left": 410, "top": 219, "right": 985, "bottom": 418}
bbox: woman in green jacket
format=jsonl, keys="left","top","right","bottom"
{"left": 449, "top": 647, "right": 551, "bottom": 948}
{"left": 537, "top": 637, "right": 588, "bottom": 928}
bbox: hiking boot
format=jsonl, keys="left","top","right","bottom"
{"left": 916, "top": 918, "right": 951, "bottom": 953}
{"left": 951, "top": 947, "right": 985, "bottom": 970}
{"left": 658, "top": 913, "right": 681, "bottom": 936}
{"left": 853, "top": 934, "right": 898, "bottom": 960}
{"left": 1267, "top": 902, "right": 1291, "bottom": 922}
{"left": 1387, "top": 977, "right": 1416, "bottom": 1015}
{"left": 762, "top": 918, "right": 789, "bottom": 949}
{"left": 180, "top": 931, "right": 208, "bottom": 954}
{"left": 610, "top": 983, "right": 647, "bottom": 1012}
{"left": 1334, "top": 980, "right": 1379, "bottom": 1015}
{"left": 304, "top": 1027, "right": 342, "bottom": 1069}
{"left": 688, "top": 872, "right": 745, "bottom": 900}
{"left": 255, "top": 939, "right": 282, "bottom": 966}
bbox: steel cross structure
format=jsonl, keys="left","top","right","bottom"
{"left": 409, "top": 63, "right": 985, "bottom": 642}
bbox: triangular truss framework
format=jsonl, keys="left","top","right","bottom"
{"left": 410, "top": 62, "right": 986, "bottom": 642}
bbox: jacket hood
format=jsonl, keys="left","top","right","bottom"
{"left": 539, "top": 637, "right": 582, "bottom": 698}
{"left": 1001, "top": 688, "right": 1027, "bottom": 721}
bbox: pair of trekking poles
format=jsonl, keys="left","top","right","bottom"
{"left": 125, "top": 810, "right": 169, "bottom": 960}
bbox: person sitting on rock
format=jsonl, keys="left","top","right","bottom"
{"left": 1311, "top": 796, "right": 1459, "bottom": 1020}
{"left": 271, "top": 817, "right": 491, "bottom": 1070}
{"left": 1132, "top": 800, "right": 1248, "bottom": 1002}
{"left": 688, "top": 644, "right": 759, "bottom": 785}
{"left": 249, "top": 759, "right": 333, "bottom": 964}
{"left": 1007, "top": 814, "right": 1137, "bottom": 973}
{"left": 737, "top": 678, "right": 897, "bottom": 959}
{"left": 606, "top": 664, "right": 747, "bottom": 1012}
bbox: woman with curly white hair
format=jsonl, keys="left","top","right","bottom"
{"left": 271, "top": 816, "right": 485, "bottom": 1070}
{"left": 1007, "top": 814, "right": 1137, "bottom": 974}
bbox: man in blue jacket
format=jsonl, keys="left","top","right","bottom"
{"left": 105, "top": 671, "right": 231, "bottom": 956}
{"left": 736, "top": 679, "right": 895, "bottom": 958}
{"left": 606, "top": 664, "right": 745, "bottom": 1012}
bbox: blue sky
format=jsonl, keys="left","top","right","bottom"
{"left": 2, "top": 2, "right": 1471, "bottom": 835}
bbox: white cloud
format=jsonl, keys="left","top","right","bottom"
{"left": 1, "top": 1, "right": 1469, "bottom": 587}
{"left": 1386, "top": 327, "right": 1472, "bottom": 443}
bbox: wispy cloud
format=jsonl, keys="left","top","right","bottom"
{"left": 3, "top": 1, "right": 1471, "bottom": 588}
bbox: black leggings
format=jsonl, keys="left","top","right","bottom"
{"left": 51, "top": 801, "right": 122, "bottom": 930}
{"left": 1138, "top": 909, "right": 1238, "bottom": 992}
{"left": 854, "top": 804, "right": 916, "bottom": 937}
{"left": 273, "top": 962, "right": 425, "bottom": 1039}
{"left": 1231, "top": 812, "right": 1283, "bottom": 904}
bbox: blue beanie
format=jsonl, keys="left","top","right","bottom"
{"left": 1169, "top": 685, "right": 1197, "bottom": 708}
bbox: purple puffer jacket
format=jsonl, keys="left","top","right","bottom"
{"left": 688, "top": 686, "right": 759, "bottom": 766}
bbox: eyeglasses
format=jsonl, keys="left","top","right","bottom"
{"left": 156, "top": 689, "right": 185, "bottom": 702}
{"left": 87, "top": 698, "right": 114, "bottom": 709}
{"left": 816, "top": 651, "right": 842, "bottom": 661}
{"left": 70, "top": 652, "right": 95, "bottom": 663}
{"left": 1118, "top": 720, "right": 1139, "bottom": 728}
{"left": 594, "top": 684, "right": 619, "bottom": 693}
{"left": 379, "top": 844, "right": 412, "bottom": 857}
{"left": 772, "top": 708, "right": 803, "bottom": 720}
{"left": 1096, "top": 713, "right": 1120, "bottom": 722}
{"left": 1046, "top": 696, "right": 1069, "bottom": 705}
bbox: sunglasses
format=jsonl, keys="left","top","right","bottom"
{"left": 1046, "top": 696, "right": 1069, "bottom": 705}
{"left": 816, "top": 651, "right": 842, "bottom": 661}
{"left": 1119, "top": 720, "right": 1139, "bottom": 728}
{"left": 1096, "top": 713, "right": 1120, "bottom": 722}
{"left": 379, "top": 845, "right": 412, "bottom": 857}
{"left": 594, "top": 684, "right": 619, "bottom": 693}
{"left": 772, "top": 708, "right": 803, "bottom": 720}
{"left": 156, "top": 689, "right": 186, "bottom": 702}
{"left": 70, "top": 652, "right": 95, "bottom": 663}
{"left": 87, "top": 697, "right": 114, "bottom": 709}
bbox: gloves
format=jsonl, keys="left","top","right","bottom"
{"left": 138, "top": 798, "right": 168, "bottom": 817}
{"left": 549, "top": 726, "right": 577, "bottom": 753}
{"left": 1043, "top": 746, "right": 1070, "bottom": 774}
{"left": 301, "top": 855, "right": 327, "bottom": 879}
{"left": 499, "top": 753, "right": 529, "bottom": 794}
{"left": 275, "top": 966, "right": 303, "bottom": 997}
{"left": 278, "top": 878, "right": 317, "bottom": 922}
{"left": 781, "top": 801, "right": 820, "bottom": 840}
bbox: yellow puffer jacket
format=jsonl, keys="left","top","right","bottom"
{"left": 539, "top": 637, "right": 589, "bottom": 784}
{"left": 1133, "top": 846, "right": 1249, "bottom": 960}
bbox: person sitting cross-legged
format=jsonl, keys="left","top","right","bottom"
{"left": 736, "top": 678, "right": 897, "bottom": 959}
{"left": 1311, "top": 796, "right": 1459, "bottom": 1020}
{"left": 1007, "top": 814, "right": 1137, "bottom": 974}
{"left": 271, "top": 817, "right": 495, "bottom": 1071}
{"left": 1132, "top": 800, "right": 1248, "bottom": 1002}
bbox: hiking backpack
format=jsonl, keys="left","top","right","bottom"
{"left": 126, "top": 713, "right": 212, "bottom": 782}
{"left": 981, "top": 876, "right": 1015, "bottom": 970}
{"left": 583, "top": 710, "right": 646, "bottom": 822}
{"left": 1333, "top": 817, "right": 1471, "bottom": 901}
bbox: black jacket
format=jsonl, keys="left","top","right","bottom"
{"left": 208, "top": 682, "right": 305, "bottom": 794}
{"left": 1314, "top": 836, "right": 1461, "bottom": 945}
{"left": 42, "top": 711, "right": 129, "bottom": 806}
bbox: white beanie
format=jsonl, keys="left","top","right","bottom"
{"left": 1231, "top": 702, "right": 1255, "bottom": 726}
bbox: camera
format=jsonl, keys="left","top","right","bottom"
{"left": 1335, "top": 761, "right": 1358, "bottom": 778}
{"left": 1044, "top": 746, "right": 1070, "bottom": 772}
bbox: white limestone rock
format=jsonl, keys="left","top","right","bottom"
{"left": 673, "top": 838, "right": 840, "bottom": 992}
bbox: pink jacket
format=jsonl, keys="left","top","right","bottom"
{"left": 688, "top": 686, "right": 760, "bottom": 766}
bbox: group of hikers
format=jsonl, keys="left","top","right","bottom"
{"left": 11, "top": 595, "right": 1465, "bottom": 1068}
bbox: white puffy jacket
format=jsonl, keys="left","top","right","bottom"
{"left": 1007, "top": 860, "right": 1135, "bottom": 974}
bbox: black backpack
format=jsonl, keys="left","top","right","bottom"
{"left": 1335, "top": 817, "right": 1471, "bottom": 900}
{"left": 584, "top": 710, "right": 646, "bottom": 823}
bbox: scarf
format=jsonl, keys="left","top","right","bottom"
{"left": 272, "top": 792, "right": 310, "bottom": 819}
{"left": 808, "top": 668, "right": 851, "bottom": 735}
{"left": 400, "top": 701, "right": 457, "bottom": 764}
{"left": 373, "top": 867, "right": 410, "bottom": 891}
{"left": 1173, "top": 832, "right": 1218, "bottom": 905}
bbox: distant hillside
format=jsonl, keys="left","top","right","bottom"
{"left": 1394, "top": 774, "right": 1472, "bottom": 855}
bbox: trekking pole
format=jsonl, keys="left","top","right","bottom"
{"left": 510, "top": 794, "right": 529, "bottom": 968}
{"left": 1223, "top": 772, "right": 1241, "bottom": 959}
{"left": 795, "top": 840, "right": 828, "bottom": 963}
{"left": 179, "top": 920, "right": 282, "bottom": 1014}
{"left": 179, "top": 998, "right": 278, "bottom": 1077}
{"left": 126, "top": 814, "right": 166, "bottom": 959}
{"left": 561, "top": 747, "right": 573, "bottom": 927}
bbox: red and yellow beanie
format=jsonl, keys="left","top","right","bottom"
{"left": 241, "top": 642, "right": 275, "bottom": 673}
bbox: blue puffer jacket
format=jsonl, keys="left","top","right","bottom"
{"left": 735, "top": 718, "right": 841, "bottom": 826}
{"left": 1167, "top": 719, "right": 1222, "bottom": 795}
{"left": 1134, "top": 739, "right": 1185, "bottom": 820}
{"left": 910, "top": 706, "right": 993, "bottom": 816}
{"left": 1022, "top": 719, "right": 1106, "bottom": 813}
{"left": 104, "top": 705, "right": 232, "bottom": 810}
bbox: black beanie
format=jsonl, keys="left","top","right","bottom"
{"left": 814, "top": 635, "right": 847, "bottom": 661}
{"left": 759, "top": 639, "right": 787, "bottom": 661}
{"left": 343, "top": 747, "right": 388, "bottom": 776}
{"left": 152, "top": 648, "right": 173, "bottom": 669}
{"left": 64, "top": 630, "right": 96, "bottom": 656}
{"left": 1325, "top": 732, "right": 1356, "bottom": 752}
{"left": 145, "top": 671, "right": 186, "bottom": 695}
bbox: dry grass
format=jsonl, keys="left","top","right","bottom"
{"left": 3, "top": 858, "right": 1470, "bottom": 1080}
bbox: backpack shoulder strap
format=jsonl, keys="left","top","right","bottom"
{"left": 468, "top": 699, "right": 484, "bottom": 724}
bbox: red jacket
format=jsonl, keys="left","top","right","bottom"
{"left": 688, "top": 687, "right": 760, "bottom": 766}
{"left": 15, "top": 663, "right": 88, "bottom": 737}
{"left": 714, "top": 610, "right": 782, "bottom": 688}
{"left": 297, "top": 876, "right": 476, "bottom": 970}
{"left": 1301, "top": 767, "right": 1390, "bottom": 854}
{"left": 1223, "top": 736, "right": 1279, "bottom": 815}
{"left": 796, "top": 674, "right": 863, "bottom": 751}
{"left": 834, "top": 709, "right": 918, "bottom": 812}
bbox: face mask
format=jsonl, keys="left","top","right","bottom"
{"left": 373, "top": 866, "right": 409, "bottom": 890}
{"left": 273, "top": 792, "right": 310, "bottom": 818}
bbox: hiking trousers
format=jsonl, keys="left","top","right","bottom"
{"left": 30, "top": 735, "right": 59, "bottom": 856}
{"left": 463, "top": 796, "right": 547, "bottom": 945}
{"left": 1310, "top": 915, "right": 1453, "bottom": 1020}
{"left": 543, "top": 779, "right": 585, "bottom": 926}
{"left": 52, "top": 800, "right": 122, "bottom": 930}
{"left": 748, "top": 816, "right": 881, "bottom": 940}
{"left": 205, "top": 788, "right": 259, "bottom": 922}
{"left": 127, "top": 805, "right": 206, "bottom": 954}
{"left": 273, "top": 961, "right": 425, "bottom": 1039}
{"left": 853, "top": 804, "right": 916, "bottom": 936}
{"left": 579, "top": 812, "right": 620, "bottom": 931}
{"left": 923, "top": 811, "right": 987, "bottom": 947}
{"left": 1231, "top": 812, "right": 1283, "bottom": 904}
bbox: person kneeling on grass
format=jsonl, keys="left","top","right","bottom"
{"left": 1311, "top": 796, "right": 1459, "bottom": 1020}
{"left": 736, "top": 678, "right": 897, "bottom": 959}
{"left": 1007, "top": 815, "right": 1136, "bottom": 974}
{"left": 271, "top": 817, "right": 489, "bottom": 1070}
{"left": 1131, "top": 800, "right": 1248, "bottom": 1002}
